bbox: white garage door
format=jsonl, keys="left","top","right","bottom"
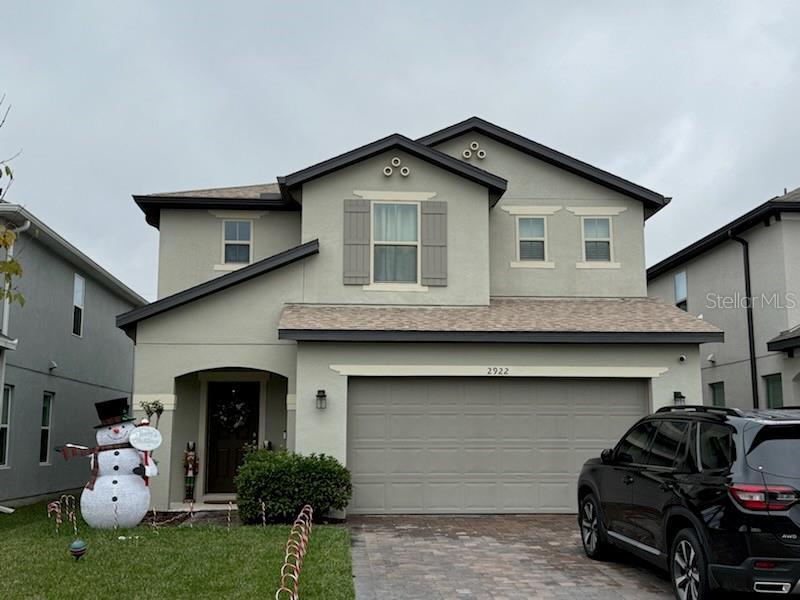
{"left": 347, "top": 377, "right": 647, "bottom": 514}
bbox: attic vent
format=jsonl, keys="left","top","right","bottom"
{"left": 462, "top": 141, "right": 486, "bottom": 160}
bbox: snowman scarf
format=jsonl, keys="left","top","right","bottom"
{"left": 61, "top": 442, "right": 136, "bottom": 490}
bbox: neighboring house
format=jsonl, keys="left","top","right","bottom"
{"left": 648, "top": 187, "right": 800, "bottom": 410}
{"left": 117, "top": 117, "right": 721, "bottom": 514}
{"left": 0, "top": 204, "right": 145, "bottom": 505}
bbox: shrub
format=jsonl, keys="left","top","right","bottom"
{"left": 235, "top": 449, "right": 352, "bottom": 524}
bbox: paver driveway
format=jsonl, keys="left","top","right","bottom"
{"left": 349, "top": 515, "right": 674, "bottom": 600}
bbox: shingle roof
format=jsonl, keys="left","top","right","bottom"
{"left": 278, "top": 297, "right": 723, "bottom": 343}
{"left": 154, "top": 183, "right": 280, "bottom": 199}
{"left": 767, "top": 324, "right": 800, "bottom": 353}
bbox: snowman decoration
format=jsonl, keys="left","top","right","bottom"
{"left": 64, "top": 398, "right": 161, "bottom": 529}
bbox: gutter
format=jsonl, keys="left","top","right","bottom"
{"left": 729, "top": 231, "right": 759, "bottom": 409}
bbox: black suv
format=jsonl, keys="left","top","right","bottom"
{"left": 578, "top": 405, "right": 800, "bottom": 599}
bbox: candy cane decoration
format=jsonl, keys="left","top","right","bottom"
{"left": 47, "top": 501, "right": 62, "bottom": 535}
{"left": 189, "top": 500, "right": 194, "bottom": 528}
{"left": 227, "top": 501, "right": 232, "bottom": 531}
{"left": 60, "top": 494, "right": 78, "bottom": 537}
{"left": 261, "top": 501, "right": 267, "bottom": 528}
{"left": 275, "top": 505, "right": 314, "bottom": 600}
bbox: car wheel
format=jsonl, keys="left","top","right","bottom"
{"left": 670, "top": 528, "right": 711, "bottom": 600}
{"left": 579, "top": 494, "right": 611, "bottom": 560}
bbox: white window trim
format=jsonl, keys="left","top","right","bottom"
{"left": 366, "top": 201, "right": 423, "bottom": 288}
{"left": 220, "top": 219, "right": 254, "bottom": 266}
{"left": 501, "top": 205, "right": 562, "bottom": 216}
{"left": 0, "top": 385, "right": 11, "bottom": 469}
{"left": 567, "top": 206, "right": 627, "bottom": 216}
{"left": 674, "top": 271, "right": 688, "bottom": 305}
{"left": 72, "top": 274, "right": 85, "bottom": 338}
{"left": 577, "top": 216, "right": 620, "bottom": 269}
{"left": 512, "top": 216, "right": 554, "bottom": 269}
{"left": 39, "top": 392, "right": 54, "bottom": 466}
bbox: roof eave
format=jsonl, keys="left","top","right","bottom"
{"left": 647, "top": 200, "right": 800, "bottom": 280}
{"left": 278, "top": 329, "right": 723, "bottom": 344}
{"left": 417, "top": 117, "right": 668, "bottom": 211}
{"left": 133, "top": 194, "right": 301, "bottom": 229}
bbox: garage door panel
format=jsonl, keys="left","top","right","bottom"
{"left": 348, "top": 377, "right": 647, "bottom": 514}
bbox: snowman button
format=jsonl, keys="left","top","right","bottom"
{"left": 113, "top": 465, "right": 119, "bottom": 471}
{"left": 114, "top": 451, "right": 119, "bottom": 456}
{"left": 112, "top": 480, "right": 118, "bottom": 485}
{"left": 112, "top": 496, "right": 118, "bottom": 502}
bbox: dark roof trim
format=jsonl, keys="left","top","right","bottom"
{"left": 417, "top": 117, "right": 669, "bottom": 212}
{"left": 647, "top": 199, "right": 800, "bottom": 280}
{"left": 133, "top": 194, "right": 300, "bottom": 229}
{"left": 278, "top": 133, "right": 508, "bottom": 206}
{"left": 767, "top": 329, "right": 800, "bottom": 353}
{"left": 117, "top": 239, "right": 319, "bottom": 335}
{"left": 278, "top": 329, "right": 723, "bottom": 344}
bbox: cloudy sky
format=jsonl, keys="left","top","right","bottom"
{"left": 3, "top": 2, "right": 798, "bottom": 300}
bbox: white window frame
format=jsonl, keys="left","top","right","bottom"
{"left": 0, "top": 385, "right": 11, "bottom": 468}
{"left": 220, "top": 219, "right": 254, "bottom": 267}
{"left": 72, "top": 274, "right": 85, "bottom": 337}
{"left": 674, "top": 271, "right": 688, "bottom": 310}
{"left": 365, "top": 200, "right": 424, "bottom": 291}
{"left": 39, "top": 392, "right": 54, "bottom": 465}
{"left": 577, "top": 216, "right": 620, "bottom": 269}
{"left": 511, "top": 216, "right": 555, "bottom": 269}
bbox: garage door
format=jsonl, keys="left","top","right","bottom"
{"left": 347, "top": 377, "right": 647, "bottom": 514}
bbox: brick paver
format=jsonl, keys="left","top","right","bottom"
{"left": 349, "top": 515, "right": 674, "bottom": 600}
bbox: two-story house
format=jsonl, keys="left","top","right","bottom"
{"left": 648, "top": 187, "right": 800, "bottom": 410}
{"left": 0, "top": 203, "right": 145, "bottom": 505}
{"left": 117, "top": 117, "right": 721, "bottom": 514}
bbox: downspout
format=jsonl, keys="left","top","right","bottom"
{"left": 729, "top": 231, "right": 759, "bottom": 409}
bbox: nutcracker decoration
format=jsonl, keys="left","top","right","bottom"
{"left": 183, "top": 442, "right": 199, "bottom": 502}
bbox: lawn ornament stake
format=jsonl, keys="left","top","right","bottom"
{"left": 183, "top": 442, "right": 199, "bottom": 502}
{"left": 61, "top": 398, "right": 160, "bottom": 529}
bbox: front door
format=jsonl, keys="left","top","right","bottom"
{"left": 206, "top": 381, "right": 260, "bottom": 494}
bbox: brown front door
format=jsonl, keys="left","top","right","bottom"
{"left": 206, "top": 381, "right": 260, "bottom": 494}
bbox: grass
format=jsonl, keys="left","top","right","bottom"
{"left": 0, "top": 502, "right": 355, "bottom": 600}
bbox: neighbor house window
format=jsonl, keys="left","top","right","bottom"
{"left": 765, "top": 373, "right": 783, "bottom": 409}
{"left": 517, "top": 217, "right": 546, "bottom": 261}
{"left": 0, "top": 386, "right": 11, "bottom": 466}
{"left": 675, "top": 271, "right": 688, "bottom": 311}
{"left": 223, "top": 220, "right": 252, "bottom": 264}
{"left": 72, "top": 274, "right": 85, "bottom": 336}
{"left": 709, "top": 382, "right": 725, "bottom": 407}
{"left": 583, "top": 217, "right": 612, "bottom": 261}
{"left": 39, "top": 392, "right": 53, "bottom": 464}
{"left": 372, "top": 203, "right": 419, "bottom": 283}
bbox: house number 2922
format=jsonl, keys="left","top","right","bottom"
{"left": 487, "top": 367, "right": 510, "bottom": 376}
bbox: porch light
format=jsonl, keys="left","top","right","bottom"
{"left": 673, "top": 391, "right": 686, "bottom": 406}
{"left": 316, "top": 389, "right": 327, "bottom": 410}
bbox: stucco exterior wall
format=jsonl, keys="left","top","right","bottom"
{"left": 299, "top": 150, "right": 491, "bottom": 306}
{"left": 157, "top": 209, "right": 301, "bottom": 298}
{"left": 433, "top": 133, "right": 648, "bottom": 297}
{"left": 294, "top": 342, "right": 701, "bottom": 464}
{"left": 648, "top": 218, "right": 799, "bottom": 408}
{"left": 0, "top": 233, "right": 138, "bottom": 503}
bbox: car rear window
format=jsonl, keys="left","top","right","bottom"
{"left": 747, "top": 424, "right": 800, "bottom": 478}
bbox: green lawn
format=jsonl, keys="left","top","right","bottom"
{"left": 0, "top": 502, "right": 355, "bottom": 600}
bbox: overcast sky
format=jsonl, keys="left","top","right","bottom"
{"left": 3, "top": 2, "right": 798, "bottom": 300}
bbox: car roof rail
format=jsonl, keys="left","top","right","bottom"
{"left": 655, "top": 405, "right": 744, "bottom": 417}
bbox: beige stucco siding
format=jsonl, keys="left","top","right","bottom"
{"left": 299, "top": 150, "right": 491, "bottom": 305}
{"left": 157, "top": 208, "right": 301, "bottom": 298}
{"left": 433, "top": 133, "right": 648, "bottom": 297}
{"left": 294, "top": 341, "right": 701, "bottom": 464}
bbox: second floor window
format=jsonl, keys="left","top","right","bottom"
{"left": 223, "top": 220, "right": 252, "bottom": 264}
{"left": 517, "top": 217, "right": 546, "bottom": 261}
{"left": 583, "top": 217, "right": 612, "bottom": 261}
{"left": 40, "top": 392, "right": 53, "bottom": 464}
{"left": 709, "top": 381, "right": 725, "bottom": 407}
{"left": 372, "top": 203, "right": 419, "bottom": 283}
{"left": 0, "top": 385, "right": 11, "bottom": 466}
{"left": 72, "top": 274, "right": 85, "bottom": 337}
{"left": 674, "top": 271, "right": 688, "bottom": 311}
{"left": 765, "top": 373, "right": 783, "bottom": 409}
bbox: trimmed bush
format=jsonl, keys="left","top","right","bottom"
{"left": 235, "top": 449, "right": 352, "bottom": 524}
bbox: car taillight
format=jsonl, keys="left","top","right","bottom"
{"left": 729, "top": 483, "right": 797, "bottom": 511}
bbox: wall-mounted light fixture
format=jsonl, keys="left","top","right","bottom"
{"left": 673, "top": 391, "right": 686, "bottom": 406}
{"left": 316, "top": 389, "right": 327, "bottom": 410}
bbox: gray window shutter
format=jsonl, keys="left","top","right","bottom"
{"left": 343, "top": 199, "right": 370, "bottom": 284}
{"left": 421, "top": 201, "right": 447, "bottom": 286}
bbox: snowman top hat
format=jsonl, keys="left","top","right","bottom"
{"left": 94, "top": 397, "right": 134, "bottom": 428}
